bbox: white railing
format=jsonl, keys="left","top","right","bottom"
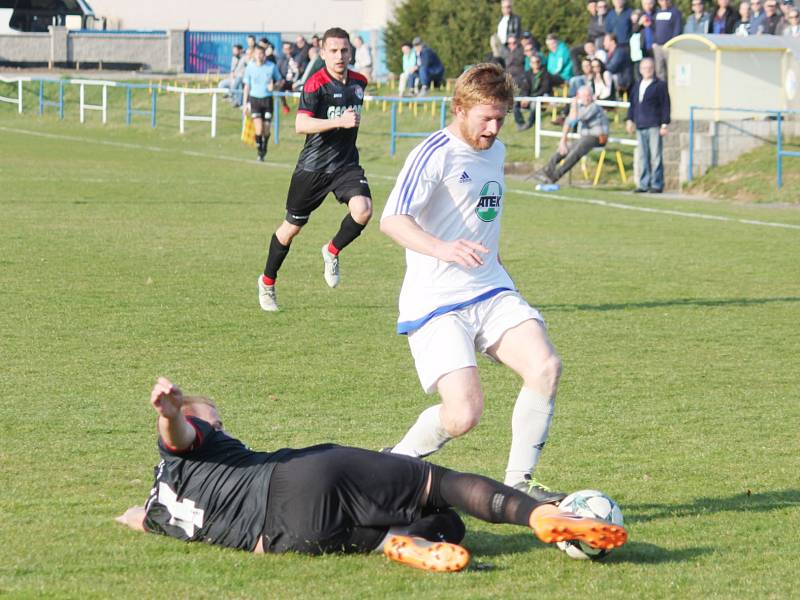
{"left": 0, "top": 75, "right": 29, "bottom": 113}
{"left": 166, "top": 85, "right": 226, "bottom": 138}
{"left": 524, "top": 95, "right": 636, "bottom": 158}
{"left": 73, "top": 79, "right": 117, "bottom": 124}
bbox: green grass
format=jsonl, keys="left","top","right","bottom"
{"left": 686, "top": 137, "right": 800, "bottom": 204}
{"left": 1, "top": 97, "right": 799, "bottom": 599}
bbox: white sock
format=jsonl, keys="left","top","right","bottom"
{"left": 504, "top": 387, "right": 555, "bottom": 487}
{"left": 391, "top": 404, "right": 451, "bottom": 458}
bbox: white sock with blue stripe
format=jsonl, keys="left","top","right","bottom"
{"left": 391, "top": 404, "right": 451, "bottom": 458}
{"left": 504, "top": 387, "right": 555, "bottom": 487}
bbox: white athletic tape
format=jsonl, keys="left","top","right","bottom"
{"left": 1, "top": 125, "right": 798, "bottom": 232}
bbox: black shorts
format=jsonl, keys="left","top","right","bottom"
{"left": 261, "top": 444, "right": 430, "bottom": 555}
{"left": 249, "top": 96, "right": 273, "bottom": 120}
{"left": 285, "top": 166, "right": 371, "bottom": 226}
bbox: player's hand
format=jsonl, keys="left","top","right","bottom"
{"left": 242, "top": 102, "right": 250, "bottom": 115}
{"left": 558, "top": 140, "right": 569, "bottom": 156}
{"left": 435, "top": 239, "right": 489, "bottom": 268}
{"left": 625, "top": 120, "right": 635, "bottom": 135}
{"left": 150, "top": 377, "right": 184, "bottom": 419}
{"left": 338, "top": 108, "right": 360, "bottom": 129}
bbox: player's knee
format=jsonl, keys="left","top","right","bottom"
{"left": 442, "top": 400, "right": 483, "bottom": 437}
{"left": 277, "top": 221, "right": 303, "bottom": 244}
{"left": 349, "top": 198, "right": 373, "bottom": 224}
{"left": 524, "top": 353, "right": 562, "bottom": 393}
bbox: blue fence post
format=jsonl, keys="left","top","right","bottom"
{"left": 776, "top": 110, "right": 783, "bottom": 189}
{"left": 126, "top": 86, "right": 132, "bottom": 125}
{"left": 58, "top": 80, "right": 64, "bottom": 120}
{"left": 390, "top": 100, "right": 398, "bottom": 156}
{"left": 151, "top": 87, "right": 157, "bottom": 128}
{"left": 439, "top": 97, "right": 447, "bottom": 129}
{"left": 688, "top": 106, "right": 695, "bottom": 183}
{"left": 38, "top": 80, "right": 43, "bottom": 115}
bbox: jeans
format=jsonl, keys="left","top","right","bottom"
{"left": 513, "top": 101, "right": 535, "bottom": 128}
{"left": 636, "top": 126, "right": 664, "bottom": 191}
{"left": 419, "top": 65, "right": 444, "bottom": 89}
{"left": 544, "top": 135, "right": 601, "bottom": 183}
{"left": 219, "top": 75, "right": 243, "bottom": 105}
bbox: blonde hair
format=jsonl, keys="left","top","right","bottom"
{"left": 452, "top": 63, "right": 516, "bottom": 114}
{"left": 181, "top": 395, "right": 218, "bottom": 412}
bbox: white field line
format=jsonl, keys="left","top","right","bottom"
{"left": 2, "top": 125, "right": 799, "bottom": 232}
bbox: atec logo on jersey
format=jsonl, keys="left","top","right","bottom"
{"left": 327, "top": 105, "right": 363, "bottom": 119}
{"left": 355, "top": 86, "right": 364, "bottom": 100}
{"left": 475, "top": 181, "right": 502, "bottom": 222}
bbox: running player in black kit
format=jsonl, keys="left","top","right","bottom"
{"left": 116, "top": 377, "right": 628, "bottom": 572}
{"left": 257, "top": 27, "right": 372, "bottom": 312}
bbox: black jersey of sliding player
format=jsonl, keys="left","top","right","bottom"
{"left": 295, "top": 67, "right": 367, "bottom": 173}
{"left": 143, "top": 417, "right": 286, "bottom": 551}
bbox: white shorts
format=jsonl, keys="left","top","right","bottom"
{"left": 407, "top": 291, "right": 544, "bottom": 393}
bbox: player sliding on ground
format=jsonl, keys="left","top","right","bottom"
{"left": 380, "top": 63, "right": 566, "bottom": 502}
{"left": 257, "top": 26, "right": 372, "bottom": 312}
{"left": 116, "top": 378, "right": 627, "bottom": 572}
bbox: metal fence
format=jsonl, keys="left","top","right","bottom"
{"left": 688, "top": 105, "right": 800, "bottom": 189}
{"left": 184, "top": 31, "right": 282, "bottom": 74}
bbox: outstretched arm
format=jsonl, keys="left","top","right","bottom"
{"left": 115, "top": 506, "right": 146, "bottom": 532}
{"left": 150, "top": 377, "right": 197, "bottom": 452}
{"left": 380, "top": 214, "right": 488, "bottom": 269}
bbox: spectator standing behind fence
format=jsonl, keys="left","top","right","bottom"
{"left": 749, "top": 0, "right": 766, "bottom": 31}
{"left": 652, "top": 0, "right": 682, "bottom": 80}
{"left": 629, "top": 9, "right": 644, "bottom": 79}
{"left": 544, "top": 33, "right": 573, "bottom": 85}
{"left": 785, "top": 7, "right": 800, "bottom": 35}
{"left": 606, "top": 0, "right": 634, "bottom": 44}
{"left": 244, "top": 35, "right": 257, "bottom": 63}
{"left": 570, "top": 1, "right": 607, "bottom": 81}
{"left": 626, "top": 57, "right": 670, "bottom": 194}
{"left": 604, "top": 33, "right": 634, "bottom": 92}
{"left": 353, "top": 35, "right": 373, "bottom": 81}
{"left": 762, "top": 0, "right": 786, "bottom": 33}
{"left": 506, "top": 35, "right": 527, "bottom": 84}
{"left": 735, "top": 1, "right": 753, "bottom": 33}
{"left": 590, "top": 58, "right": 615, "bottom": 99}
{"left": 398, "top": 41, "right": 418, "bottom": 96}
{"left": 535, "top": 86, "right": 610, "bottom": 184}
{"left": 684, "top": 0, "right": 711, "bottom": 32}
{"left": 294, "top": 36, "right": 311, "bottom": 71}
{"left": 278, "top": 41, "right": 300, "bottom": 114}
{"left": 515, "top": 54, "right": 554, "bottom": 130}
{"left": 497, "top": 0, "right": 523, "bottom": 45}
{"left": 219, "top": 44, "right": 246, "bottom": 107}
{"left": 411, "top": 37, "right": 445, "bottom": 95}
{"left": 293, "top": 46, "right": 324, "bottom": 91}
{"left": 711, "top": 0, "right": 738, "bottom": 33}
{"left": 568, "top": 58, "right": 594, "bottom": 96}
{"left": 635, "top": 0, "right": 656, "bottom": 60}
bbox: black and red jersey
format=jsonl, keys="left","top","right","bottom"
{"left": 143, "top": 417, "right": 287, "bottom": 551}
{"left": 296, "top": 68, "right": 367, "bottom": 173}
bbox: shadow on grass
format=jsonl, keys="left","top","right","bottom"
{"left": 541, "top": 296, "right": 800, "bottom": 313}
{"left": 624, "top": 488, "right": 800, "bottom": 524}
{"left": 604, "top": 541, "right": 713, "bottom": 564}
{"left": 463, "top": 533, "right": 712, "bottom": 566}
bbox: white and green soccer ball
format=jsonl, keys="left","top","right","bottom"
{"left": 556, "top": 489, "right": 624, "bottom": 560}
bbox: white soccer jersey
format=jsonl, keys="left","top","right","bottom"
{"left": 381, "top": 127, "right": 515, "bottom": 334}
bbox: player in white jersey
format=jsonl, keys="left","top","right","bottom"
{"left": 380, "top": 63, "right": 565, "bottom": 503}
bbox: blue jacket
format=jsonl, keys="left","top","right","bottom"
{"left": 418, "top": 46, "right": 444, "bottom": 77}
{"left": 627, "top": 78, "right": 671, "bottom": 129}
{"left": 605, "top": 7, "right": 633, "bottom": 44}
{"left": 606, "top": 45, "right": 633, "bottom": 90}
{"left": 653, "top": 6, "right": 683, "bottom": 45}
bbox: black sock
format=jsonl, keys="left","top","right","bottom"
{"left": 427, "top": 465, "right": 540, "bottom": 527}
{"left": 330, "top": 214, "right": 366, "bottom": 253}
{"left": 263, "top": 234, "right": 291, "bottom": 280}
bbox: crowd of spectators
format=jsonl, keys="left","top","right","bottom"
{"left": 218, "top": 32, "right": 371, "bottom": 110}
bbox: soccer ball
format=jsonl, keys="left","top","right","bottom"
{"left": 556, "top": 489, "right": 624, "bottom": 560}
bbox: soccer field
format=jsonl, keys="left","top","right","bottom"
{"left": 1, "top": 106, "right": 799, "bottom": 599}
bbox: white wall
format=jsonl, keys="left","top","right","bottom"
{"left": 86, "top": 0, "right": 396, "bottom": 33}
